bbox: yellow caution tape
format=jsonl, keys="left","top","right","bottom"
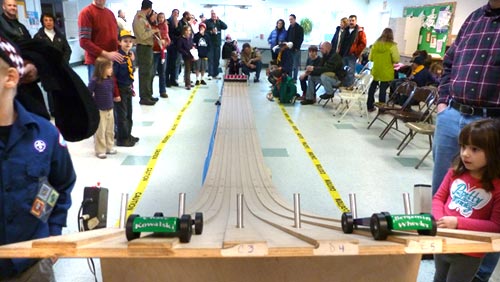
{"left": 116, "top": 87, "right": 199, "bottom": 226}
{"left": 277, "top": 103, "right": 350, "bottom": 213}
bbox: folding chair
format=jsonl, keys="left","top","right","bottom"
{"left": 396, "top": 101, "right": 437, "bottom": 169}
{"left": 333, "top": 72, "right": 373, "bottom": 123}
{"left": 378, "top": 86, "right": 438, "bottom": 140}
{"left": 367, "top": 81, "right": 417, "bottom": 130}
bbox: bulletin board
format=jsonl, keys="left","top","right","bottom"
{"left": 403, "top": 2, "right": 455, "bottom": 57}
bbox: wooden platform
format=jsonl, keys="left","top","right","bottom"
{"left": 2, "top": 81, "right": 500, "bottom": 281}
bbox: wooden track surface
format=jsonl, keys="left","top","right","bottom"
{"left": 1, "top": 82, "right": 500, "bottom": 280}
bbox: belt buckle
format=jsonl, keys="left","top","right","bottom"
{"left": 459, "top": 104, "right": 474, "bottom": 116}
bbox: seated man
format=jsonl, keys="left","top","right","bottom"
{"left": 301, "top": 41, "right": 345, "bottom": 105}
{"left": 240, "top": 43, "right": 262, "bottom": 83}
{"left": 298, "top": 45, "right": 321, "bottom": 100}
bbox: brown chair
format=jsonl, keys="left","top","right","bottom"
{"left": 367, "top": 81, "right": 417, "bottom": 130}
{"left": 378, "top": 86, "right": 437, "bottom": 140}
{"left": 396, "top": 102, "right": 437, "bottom": 169}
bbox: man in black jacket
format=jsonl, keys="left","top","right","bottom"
{"left": 300, "top": 42, "right": 345, "bottom": 105}
{"left": 287, "top": 14, "right": 304, "bottom": 82}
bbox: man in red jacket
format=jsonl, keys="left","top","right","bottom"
{"left": 338, "top": 15, "right": 366, "bottom": 87}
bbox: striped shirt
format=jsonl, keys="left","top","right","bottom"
{"left": 88, "top": 77, "right": 114, "bottom": 111}
{"left": 437, "top": 4, "right": 500, "bottom": 107}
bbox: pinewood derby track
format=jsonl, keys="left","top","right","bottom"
{"left": 1, "top": 81, "right": 500, "bottom": 282}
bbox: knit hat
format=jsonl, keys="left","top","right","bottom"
{"left": 0, "top": 36, "right": 24, "bottom": 77}
{"left": 199, "top": 23, "right": 206, "bottom": 30}
{"left": 141, "top": 0, "right": 152, "bottom": 10}
{"left": 225, "top": 34, "right": 232, "bottom": 41}
{"left": 119, "top": 30, "right": 136, "bottom": 40}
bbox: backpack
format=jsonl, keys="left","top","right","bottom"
{"left": 272, "top": 76, "right": 297, "bottom": 104}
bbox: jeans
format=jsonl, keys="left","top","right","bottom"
{"left": 208, "top": 45, "right": 221, "bottom": 77}
{"left": 114, "top": 86, "right": 133, "bottom": 142}
{"left": 367, "top": 80, "right": 389, "bottom": 110}
{"left": 241, "top": 61, "right": 262, "bottom": 80}
{"left": 320, "top": 73, "right": 340, "bottom": 95}
{"left": 166, "top": 45, "right": 178, "bottom": 85}
{"left": 291, "top": 49, "right": 301, "bottom": 81}
{"left": 433, "top": 254, "right": 482, "bottom": 282}
{"left": 474, "top": 253, "right": 500, "bottom": 281}
{"left": 342, "top": 54, "right": 357, "bottom": 86}
{"left": 152, "top": 52, "right": 166, "bottom": 94}
{"left": 305, "top": 75, "right": 322, "bottom": 100}
{"left": 87, "top": 64, "right": 95, "bottom": 82}
{"left": 136, "top": 44, "right": 154, "bottom": 100}
{"left": 431, "top": 106, "right": 483, "bottom": 195}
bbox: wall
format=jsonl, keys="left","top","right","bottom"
{"left": 9, "top": 0, "right": 486, "bottom": 64}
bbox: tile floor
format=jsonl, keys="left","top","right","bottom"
{"left": 48, "top": 66, "right": 499, "bottom": 282}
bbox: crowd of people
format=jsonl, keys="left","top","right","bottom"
{"left": 0, "top": 0, "right": 499, "bottom": 281}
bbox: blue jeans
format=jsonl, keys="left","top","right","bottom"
{"left": 152, "top": 52, "right": 166, "bottom": 95}
{"left": 291, "top": 49, "right": 301, "bottom": 81}
{"left": 320, "top": 73, "right": 340, "bottom": 94}
{"left": 475, "top": 253, "right": 500, "bottom": 281}
{"left": 431, "top": 106, "right": 483, "bottom": 195}
{"left": 241, "top": 61, "right": 262, "bottom": 80}
{"left": 87, "top": 64, "right": 95, "bottom": 82}
{"left": 342, "top": 54, "right": 356, "bottom": 87}
{"left": 208, "top": 45, "right": 221, "bottom": 77}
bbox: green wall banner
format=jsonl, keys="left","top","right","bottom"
{"left": 403, "top": 2, "right": 456, "bottom": 58}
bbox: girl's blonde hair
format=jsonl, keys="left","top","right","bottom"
{"left": 92, "top": 56, "right": 112, "bottom": 82}
{"left": 453, "top": 119, "right": 500, "bottom": 191}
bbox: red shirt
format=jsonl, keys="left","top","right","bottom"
{"left": 433, "top": 169, "right": 500, "bottom": 257}
{"left": 78, "top": 4, "right": 119, "bottom": 65}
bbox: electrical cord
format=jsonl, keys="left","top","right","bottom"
{"left": 77, "top": 198, "right": 99, "bottom": 282}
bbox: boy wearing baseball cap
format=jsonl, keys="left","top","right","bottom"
{"left": 113, "top": 30, "right": 139, "bottom": 147}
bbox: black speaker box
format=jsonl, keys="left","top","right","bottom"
{"left": 82, "top": 187, "right": 109, "bottom": 230}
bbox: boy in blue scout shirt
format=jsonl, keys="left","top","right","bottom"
{"left": 0, "top": 35, "right": 76, "bottom": 280}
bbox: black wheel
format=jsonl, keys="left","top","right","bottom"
{"left": 126, "top": 214, "right": 141, "bottom": 241}
{"left": 194, "top": 212, "right": 203, "bottom": 235}
{"left": 153, "top": 212, "right": 164, "bottom": 217}
{"left": 417, "top": 215, "right": 437, "bottom": 236}
{"left": 179, "top": 214, "right": 193, "bottom": 243}
{"left": 341, "top": 212, "right": 354, "bottom": 234}
{"left": 370, "top": 213, "right": 390, "bottom": 240}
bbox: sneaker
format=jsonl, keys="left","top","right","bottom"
{"left": 186, "top": 86, "right": 191, "bottom": 90}
{"left": 131, "top": 135, "right": 140, "bottom": 143}
{"left": 171, "top": 81, "right": 179, "bottom": 87}
{"left": 254, "top": 78, "right": 260, "bottom": 83}
{"left": 195, "top": 80, "right": 200, "bottom": 85}
{"left": 151, "top": 97, "right": 159, "bottom": 102}
{"left": 208, "top": 76, "right": 212, "bottom": 80}
{"left": 96, "top": 153, "right": 107, "bottom": 159}
{"left": 139, "top": 98, "right": 156, "bottom": 106}
{"left": 300, "top": 99, "right": 315, "bottom": 105}
{"left": 116, "top": 139, "right": 136, "bottom": 147}
{"left": 214, "top": 75, "right": 221, "bottom": 80}
{"left": 160, "top": 93, "right": 168, "bottom": 98}
{"left": 266, "top": 93, "right": 274, "bottom": 101}
{"left": 319, "top": 93, "right": 334, "bottom": 99}
{"left": 200, "top": 80, "right": 207, "bottom": 85}
{"left": 106, "top": 149, "right": 117, "bottom": 155}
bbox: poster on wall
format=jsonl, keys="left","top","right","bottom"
{"left": 403, "top": 2, "right": 456, "bottom": 58}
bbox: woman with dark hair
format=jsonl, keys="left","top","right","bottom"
{"left": 267, "top": 19, "right": 287, "bottom": 60}
{"left": 34, "top": 13, "right": 72, "bottom": 117}
{"left": 34, "top": 13, "right": 72, "bottom": 62}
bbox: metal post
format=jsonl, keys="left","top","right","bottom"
{"left": 119, "top": 193, "right": 129, "bottom": 228}
{"left": 349, "top": 193, "right": 357, "bottom": 218}
{"left": 293, "top": 193, "right": 301, "bottom": 228}
{"left": 178, "top": 193, "right": 186, "bottom": 218}
{"left": 237, "top": 194, "right": 244, "bottom": 228}
{"left": 403, "top": 192, "right": 412, "bottom": 214}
